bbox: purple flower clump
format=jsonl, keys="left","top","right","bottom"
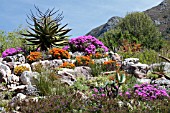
{"left": 2, "top": 47, "right": 24, "bottom": 58}
{"left": 133, "top": 83, "right": 169, "bottom": 100}
{"left": 67, "top": 35, "right": 108, "bottom": 54}
{"left": 92, "top": 87, "right": 106, "bottom": 98}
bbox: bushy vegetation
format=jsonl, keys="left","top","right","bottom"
{"left": 100, "top": 12, "right": 164, "bottom": 51}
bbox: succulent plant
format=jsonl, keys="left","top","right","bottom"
{"left": 22, "top": 6, "right": 71, "bottom": 51}
{"left": 103, "top": 71, "right": 126, "bottom": 98}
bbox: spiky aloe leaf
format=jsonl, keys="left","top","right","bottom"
{"left": 115, "top": 72, "right": 121, "bottom": 82}
{"left": 119, "top": 74, "right": 126, "bottom": 84}
{"left": 21, "top": 6, "right": 71, "bottom": 51}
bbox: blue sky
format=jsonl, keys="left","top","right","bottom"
{"left": 0, "top": 0, "right": 163, "bottom": 38}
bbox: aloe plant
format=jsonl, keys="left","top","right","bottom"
{"left": 103, "top": 71, "right": 126, "bottom": 98}
{"left": 22, "top": 6, "right": 71, "bottom": 51}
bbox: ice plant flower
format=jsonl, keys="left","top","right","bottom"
{"left": 66, "top": 35, "right": 108, "bottom": 54}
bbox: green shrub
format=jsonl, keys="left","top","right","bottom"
{"left": 0, "top": 30, "right": 26, "bottom": 56}
{"left": 33, "top": 65, "right": 69, "bottom": 96}
{"left": 118, "top": 12, "right": 163, "bottom": 51}
{"left": 119, "top": 49, "right": 159, "bottom": 64}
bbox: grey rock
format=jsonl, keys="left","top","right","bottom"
{"left": 150, "top": 62, "right": 170, "bottom": 73}
{"left": 0, "top": 62, "right": 11, "bottom": 76}
{"left": 8, "top": 85, "right": 27, "bottom": 92}
{"left": 137, "top": 78, "right": 151, "bottom": 84}
{"left": 51, "top": 59, "right": 63, "bottom": 67}
{"left": 74, "top": 66, "right": 92, "bottom": 79}
{"left": 7, "top": 74, "right": 19, "bottom": 85}
{"left": 71, "top": 52, "right": 85, "bottom": 58}
{"left": 3, "top": 56, "right": 15, "bottom": 62}
{"left": 108, "top": 51, "right": 121, "bottom": 61}
{"left": 58, "top": 71, "right": 76, "bottom": 86}
{"left": 24, "top": 85, "right": 38, "bottom": 96}
{"left": 0, "top": 69, "right": 7, "bottom": 83}
{"left": 93, "top": 58, "right": 108, "bottom": 64}
{"left": 20, "top": 71, "right": 39, "bottom": 85}
{"left": 151, "top": 77, "right": 170, "bottom": 86}
{"left": 13, "top": 54, "right": 26, "bottom": 63}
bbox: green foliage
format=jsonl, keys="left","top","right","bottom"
{"left": 119, "top": 49, "right": 159, "bottom": 64}
{"left": 22, "top": 6, "right": 71, "bottom": 51}
{"left": 0, "top": 29, "right": 26, "bottom": 56}
{"left": 99, "top": 29, "right": 122, "bottom": 51}
{"left": 118, "top": 12, "right": 163, "bottom": 51}
{"left": 89, "top": 63, "right": 104, "bottom": 77}
{"left": 99, "top": 29, "right": 138, "bottom": 51}
{"left": 71, "top": 77, "right": 89, "bottom": 92}
{"left": 34, "top": 65, "right": 69, "bottom": 96}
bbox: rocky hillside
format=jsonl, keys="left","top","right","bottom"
{"left": 87, "top": 0, "right": 170, "bottom": 39}
{"left": 144, "top": 0, "right": 170, "bottom": 39}
{"left": 86, "top": 16, "right": 122, "bottom": 38}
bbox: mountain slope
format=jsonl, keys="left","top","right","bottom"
{"left": 87, "top": 0, "right": 170, "bottom": 39}
{"left": 86, "top": 16, "right": 122, "bottom": 38}
{"left": 144, "top": 0, "right": 170, "bottom": 39}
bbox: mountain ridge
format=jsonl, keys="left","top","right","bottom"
{"left": 87, "top": 0, "right": 170, "bottom": 39}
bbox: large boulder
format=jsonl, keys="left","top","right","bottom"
{"left": 57, "top": 66, "right": 92, "bottom": 85}
{"left": 20, "top": 71, "right": 39, "bottom": 85}
{"left": 150, "top": 62, "right": 170, "bottom": 73}
{"left": 74, "top": 66, "right": 92, "bottom": 79}
{"left": 0, "top": 62, "right": 11, "bottom": 76}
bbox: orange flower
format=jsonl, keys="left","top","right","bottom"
{"left": 59, "top": 62, "right": 75, "bottom": 69}
{"left": 27, "top": 51, "right": 42, "bottom": 62}
{"left": 49, "top": 48, "right": 70, "bottom": 59}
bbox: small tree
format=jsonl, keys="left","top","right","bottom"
{"left": 22, "top": 6, "right": 71, "bottom": 51}
{"left": 118, "top": 12, "right": 163, "bottom": 51}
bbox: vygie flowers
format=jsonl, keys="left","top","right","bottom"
{"left": 2, "top": 47, "right": 24, "bottom": 58}
{"left": 63, "top": 35, "right": 108, "bottom": 54}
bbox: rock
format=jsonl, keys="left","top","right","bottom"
{"left": 150, "top": 62, "right": 170, "bottom": 73}
{"left": 0, "top": 58, "right": 3, "bottom": 63}
{"left": 71, "top": 52, "right": 85, "bottom": 58}
{"left": 20, "top": 71, "right": 39, "bottom": 85}
{"left": 123, "top": 58, "right": 139, "bottom": 66}
{"left": 4, "top": 62, "right": 21, "bottom": 73}
{"left": 74, "top": 66, "right": 92, "bottom": 79}
{"left": 8, "top": 85, "right": 27, "bottom": 92}
{"left": 50, "top": 59, "right": 63, "bottom": 67}
{"left": 3, "top": 56, "right": 15, "bottom": 62}
{"left": 108, "top": 51, "right": 121, "bottom": 61}
{"left": 31, "top": 60, "right": 51, "bottom": 70}
{"left": 0, "top": 69, "right": 7, "bottom": 83}
{"left": 13, "top": 54, "right": 26, "bottom": 63}
{"left": 76, "top": 91, "right": 88, "bottom": 100}
{"left": 60, "top": 68, "right": 75, "bottom": 75}
{"left": 58, "top": 71, "right": 76, "bottom": 86}
{"left": 151, "top": 77, "right": 170, "bottom": 86}
{"left": 137, "top": 78, "right": 151, "bottom": 84}
{"left": 7, "top": 74, "right": 19, "bottom": 85}
{"left": 93, "top": 57, "right": 108, "bottom": 64}
{"left": 0, "top": 62, "right": 11, "bottom": 76}
{"left": 130, "top": 63, "right": 149, "bottom": 78}
{"left": 24, "top": 85, "right": 38, "bottom": 96}
{"left": 10, "top": 93, "right": 27, "bottom": 108}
